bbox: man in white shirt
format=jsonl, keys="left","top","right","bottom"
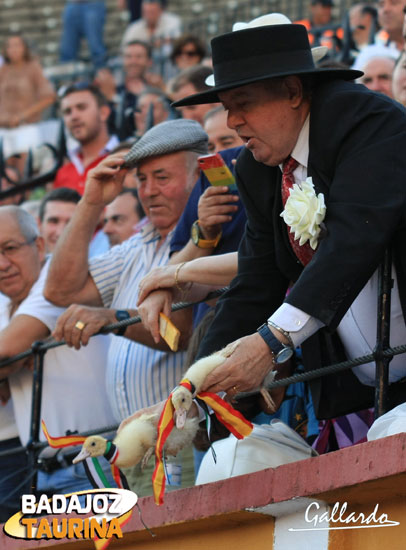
{"left": 0, "top": 205, "right": 115, "bottom": 516}
{"left": 121, "top": 0, "right": 181, "bottom": 47}
{"left": 45, "top": 119, "right": 208, "bottom": 495}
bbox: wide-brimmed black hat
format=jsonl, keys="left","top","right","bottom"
{"left": 173, "top": 24, "right": 361, "bottom": 107}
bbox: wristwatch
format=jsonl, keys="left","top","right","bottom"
{"left": 191, "top": 220, "right": 222, "bottom": 249}
{"left": 115, "top": 310, "right": 130, "bottom": 336}
{"left": 257, "top": 323, "right": 294, "bottom": 364}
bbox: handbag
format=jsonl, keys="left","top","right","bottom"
{"left": 195, "top": 419, "right": 318, "bottom": 485}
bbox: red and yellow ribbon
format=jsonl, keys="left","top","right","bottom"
{"left": 42, "top": 420, "right": 86, "bottom": 448}
{"left": 152, "top": 380, "right": 253, "bottom": 505}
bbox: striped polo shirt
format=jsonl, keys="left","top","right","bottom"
{"left": 89, "top": 221, "right": 186, "bottom": 422}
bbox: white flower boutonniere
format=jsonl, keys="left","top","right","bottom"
{"left": 280, "top": 177, "right": 326, "bottom": 250}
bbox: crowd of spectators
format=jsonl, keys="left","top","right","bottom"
{"left": 0, "top": 0, "right": 406, "bottom": 522}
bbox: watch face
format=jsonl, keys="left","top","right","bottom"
{"left": 116, "top": 310, "right": 130, "bottom": 321}
{"left": 275, "top": 347, "right": 294, "bottom": 364}
{"left": 191, "top": 222, "right": 200, "bottom": 245}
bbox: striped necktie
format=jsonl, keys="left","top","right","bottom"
{"left": 281, "top": 156, "right": 315, "bottom": 267}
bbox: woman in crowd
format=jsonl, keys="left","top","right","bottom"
{"left": 170, "top": 34, "right": 207, "bottom": 72}
{"left": 0, "top": 34, "right": 55, "bottom": 129}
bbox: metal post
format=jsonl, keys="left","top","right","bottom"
{"left": 26, "top": 341, "right": 46, "bottom": 493}
{"left": 374, "top": 249, "right": 393, "bottom": 419}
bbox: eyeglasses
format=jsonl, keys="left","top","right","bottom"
{"left": 0, "top": 237, "right": 37, "bottom": 259}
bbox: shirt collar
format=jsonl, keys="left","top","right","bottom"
{"left": 68, "top": 135, "right": 120, "bottom": 162}
{"left": 140, "top": 219, "right": 175, "bottom": 246}
{"left": 290, "top": 114, "right": 310, "bottom": 169}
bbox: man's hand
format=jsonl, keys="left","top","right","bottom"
{"left": 201, "top": 333, "right": 274, "bottom": 395}
{"left": 138, "top": 289, "right": 173, "bottom": 344}
{"left": 53, "top": 305, "right": 117, "bottom": 349}
{"left": 83, "top": 154, "right": 128, "bottom": 207}
{"left": 198, "top": 186, "right": 239, "bottom": 239}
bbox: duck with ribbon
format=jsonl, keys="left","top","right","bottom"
{"left": 152, "top": 341, "right": 254, "bottom": 506}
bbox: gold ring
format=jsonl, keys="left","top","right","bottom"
{"left": 231, "top": 385, "right": 238, "bottom": 394}
{"left": 75, "top": 321, "right": 86, "bottom": 331}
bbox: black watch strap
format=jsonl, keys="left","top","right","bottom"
{"left": 115, "top": 310, "right": 130, "bottom": 336}
{"left": 257, "top": 323, "right": 294, "bottom": 364}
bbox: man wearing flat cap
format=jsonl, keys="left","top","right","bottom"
{"left": 45, "top": 119, "right": 208, "bottom": 494}
{"left": 171, "top": 16, "right": 406, "bottom": 423}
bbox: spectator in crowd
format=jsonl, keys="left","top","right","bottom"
{"left": 122, "top": 0, "right": 181, "bottom": 46}
{"left": 121, "top": 0, "right": 181, "bottom": 79}
{"left": 0, "top": 205, "right": 115, "bottom": 516}
{"left": 171, "top": 65, "right": 219, "bottom": 124}
{"left": 134, "top": 88, "right": 172, "bottom": 135}
{"left": 392, "top": 49, "right": 406, "bottom": 104}
{"left": 348, "top": 3, "right": 378, "bottom": 52}
{"left": 38, "top": 188, "right": 81, "bottom": 253}
{"left": 0, "top": 166, "right": 23, "bottom": 206}
{"left": 170, "top": 34, "right": 207, "bottom": 72}
{"left": 376, "top": 0, "right": 406, "bottom": 51}
{"left": 295, "top": 0, "right": 343, "bottom": 50}
{"left": 138, "top": 105, "right": 244, "bottom": 333}
{"left": 60, "top": 0, "right": 107, "bottom": 70}
{"left": 45, "top": 119, "right": 208, "bottom": 496}
{"left": 94, "top": 41, "right": 164, "bottom": 139}
{"left": 54, "top": 84, "right": 119, "bottom": 195}
{"left": 94, "top": 41, "right": 163, "bottom": 103}
{"left": 352, "top": 44, "right": 398, "bottom": 96}
{"left": 0, "top": 34, "right": 55, "bottom": 129}
{"left": 120, "top": 40, "right": 163, "bottom": 95}
{"left": 203, "top": 106, "right": 244, "bottom": 153}
{"left": 103, "top": 188, "right": 145, "bottom": 246}
{"left": 151, "top": 18, "right": 406, "bottom": 441}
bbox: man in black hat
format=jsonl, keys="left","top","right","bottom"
{"left": 172, "top": 19, "right": 406, "bottom": 421}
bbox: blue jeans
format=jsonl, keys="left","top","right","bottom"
{"left": 0, "top": 437, "right": 31, "bottom": 523}
{"left": 60, "top": 1, "right": 107, "bottom": 70}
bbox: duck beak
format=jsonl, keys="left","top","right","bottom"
{"left": 72, "top": 448, "right": 91, "bottom": 464}
{"left": 175, "top": 408, "right": 187, "bottom": 429}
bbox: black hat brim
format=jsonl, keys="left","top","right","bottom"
{"left": 172, "top": 68, "right": 363, "bottom": 107}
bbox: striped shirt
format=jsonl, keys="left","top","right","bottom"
{"left": 89, "top": 221, "right": 186, "bottom": 422}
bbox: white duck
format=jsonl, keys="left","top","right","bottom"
{"left": 172, "top": 341, "right": 240, "bottom": 429}
{"left": 73, "top": 412, "right": 199, "bottom": 469}
{"left": 172, "top": 340, "right": 277, "bottom": 429}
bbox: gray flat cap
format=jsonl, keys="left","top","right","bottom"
{"left": 123, "top": 119, "right": 208, "bottom": 168}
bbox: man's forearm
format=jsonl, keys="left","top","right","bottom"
{"left": 44, "top": 199, "right": 103, "bottom": 306}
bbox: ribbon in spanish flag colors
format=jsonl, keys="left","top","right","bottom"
{"left": 152, "top": 379, "right": 253, "bottom": 506}
{"left": 41, "top": 420, "right": 133, "bottom": 550}
{"left": 42, "top": 420, "right": 87, "bottom": 448}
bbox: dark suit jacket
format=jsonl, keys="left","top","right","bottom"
{"left": 197, "top": 79, "right": 406, "bottom": 419}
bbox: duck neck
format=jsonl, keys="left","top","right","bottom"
{"left": 104, "top": 441, "right": 119, "bottom": 464}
